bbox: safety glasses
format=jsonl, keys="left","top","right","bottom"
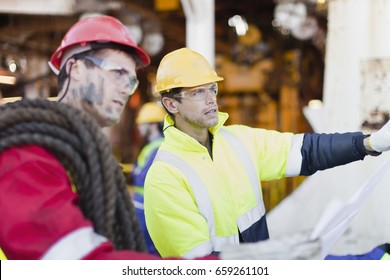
{"left": 84, "top": 55, "right": 139, "bottom": 95}
{"left": 174, "top": 83, "right": 218, "bottom": 101}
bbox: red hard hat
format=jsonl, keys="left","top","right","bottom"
{"left": 49, "top": 15, "right": 150, "bottom": 74}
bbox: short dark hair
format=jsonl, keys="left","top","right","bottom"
{"left": 57, "top": 49, "right": 95, "bottom": 91}
{"left": 160, "top": 88, "right": 182, "bottom": 120}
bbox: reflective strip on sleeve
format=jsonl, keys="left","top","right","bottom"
{"left": 236, "top": 202, "right": 263, "bottom": 232}
{"left": 211, "top": 234, "right": 239, "bottom": 252}
{"left": 285, "top": 133, "right": 304, "bottom": 176}
{"left": 40, "top": 227, "right": 108, "bottom": 260}
{"left": 182, "top": 234, "right": 239, "bottom": 259}
{"left": 182, "top": 240, "right": 213, "bottom": 259}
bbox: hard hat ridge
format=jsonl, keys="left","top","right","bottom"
{"left": 154, "top": 48, "right": 223, "bottom": 94}
{"left": 49, "top": 15, "right": 150, "bottom": 75}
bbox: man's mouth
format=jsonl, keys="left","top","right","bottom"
{"left": 205, "top": 108, "right": 217, "bottom": 115}
{"left": 113, "top": 100, "right": 124, "bottom": 106}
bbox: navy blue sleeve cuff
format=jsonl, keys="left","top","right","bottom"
{"left": 300, "top": 132, "right": 368, "bottom": 176}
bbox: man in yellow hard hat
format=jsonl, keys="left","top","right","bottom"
{"left": 130, "top": 101, "right": 166, "bottom": 255}
{"left": 144, "top": 47, "right": 390, "bottom": 259}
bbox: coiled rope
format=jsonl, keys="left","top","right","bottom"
{"left": 0, "top": 98, "right": 146, "bottom": 252}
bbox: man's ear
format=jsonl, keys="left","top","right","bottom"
{"left": 65, "top": 58, "right": 82, "bottom": 81}
{"left": 161, "top": 97, "right": 179, "bottom": 114}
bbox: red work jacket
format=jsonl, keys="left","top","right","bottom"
{"left": 0, "top": 144, "right": 160, "bottom": 260}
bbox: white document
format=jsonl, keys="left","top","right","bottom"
{"left": 309, "top": 158, "right": 390, "bottom": 258}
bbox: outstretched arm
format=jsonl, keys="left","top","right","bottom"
{"left": 286, "top": 130, "right": 383, "bottom": 177}
{"left": 300, "top": 132, "right": 368, "bottom": 176}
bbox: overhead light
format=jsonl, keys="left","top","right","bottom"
{"left": 126, "top": 24, "right": 143, "bottom": 44}
{"left": 274, "top": 2, "right": 307, "bottom": 32}
{"left": 308, "top": 99, "right": 323, "bottom": 109}
{"left": 0, "top": 75, "right": 16, "bottom": 85}
{"left": 8, "top": 61, "right": 17, "bottom": 73}
{"left": 0, "top": 96, "right": 21, "bottom": 104}
{"left": 228, "top": 15, "right": 248, "bottom": 36}
{"left": 5, "top": 56, "right": 18, "bottom": 73}
{"left": 1, "top": 96, "right": 57, "bottom": 105}
{"left": 141, "top": 32, "right": 164, "bottom": 56}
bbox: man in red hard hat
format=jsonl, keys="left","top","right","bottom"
{"left": 0, "top": 15, "right": 166, "bottom": 260}
{"left": 49, "top": 15, "right": 150, "bottom": 74}
{"left": 50, "top": 15, "right": 150, "bottom": 127}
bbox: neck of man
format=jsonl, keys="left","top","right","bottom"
{"left": 175, "top": 119, "right": 212, "bottom": 156}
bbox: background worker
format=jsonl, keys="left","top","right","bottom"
{"left": 144, "top": 47, "right": 390, "bottom": 259}
{"left": 0, "top": 15, "right": 161, "bottom": 260}
{"left": 130, "top": 101, "right": 165, "bottom": 255}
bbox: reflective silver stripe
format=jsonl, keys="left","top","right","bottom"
{"left": 182, "top": 235, "right": 239, "bottom": 259}
{"left": 211, "top": 234, "right": 239, "bottom": 251}
{"left": 286, "top": 133, "right": 304, "bottom": 176}
{"left": 237, "top": 202, "right": 263, "bottom": 231}
{"left": 155, "top": 128, "right": 265, "bottom": 250}
{"left": 155, "top": 150, "right": 216, "bottom": 234}
{"left": 40, "top": 227, "right": 107, "bottom": 260}
{"left": 219, "top": 128, "right": 265, "bottom": 231}
{"left": 182, "top": 240, "right": 213, "bottom": 259}
{"left": 133, "top": 200, "right": 144, "bottom": 210}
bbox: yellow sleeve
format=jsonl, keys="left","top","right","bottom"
{"left": 238, "top": 126, "right": 293, "bottom": 181}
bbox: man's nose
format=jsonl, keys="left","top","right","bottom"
{"left": 205, "top": 91, "right": 217, "bottom": 102}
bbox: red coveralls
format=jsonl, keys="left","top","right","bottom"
{"left": 0, "top": 144, "right": 165, "bottom": 260}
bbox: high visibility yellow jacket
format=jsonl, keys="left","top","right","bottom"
{"left": 144, "top": 112, "right": 295, "bottom": 258}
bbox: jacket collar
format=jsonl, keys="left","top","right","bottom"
{"left": 162, "top": 112, "right": 229, "bottom": 151}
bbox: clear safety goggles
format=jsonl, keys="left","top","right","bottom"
{"left": 174, "top": 83, "right": 218, "bottom": 101}
{"left": 84, "top": 55, "right": 139, "bottom": 95}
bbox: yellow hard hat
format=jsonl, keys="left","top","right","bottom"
{"left": 154, "top": 48, "right": 224, "bottom": 94}
{"left": 136, "top": 102, "right": 166, "bottom": 124}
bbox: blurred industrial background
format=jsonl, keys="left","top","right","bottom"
{"left": 0, "top": 0, "right": 389, "bottom": 255}
{"left": 0, "top": 0, "right": 328, "bottom": 210}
